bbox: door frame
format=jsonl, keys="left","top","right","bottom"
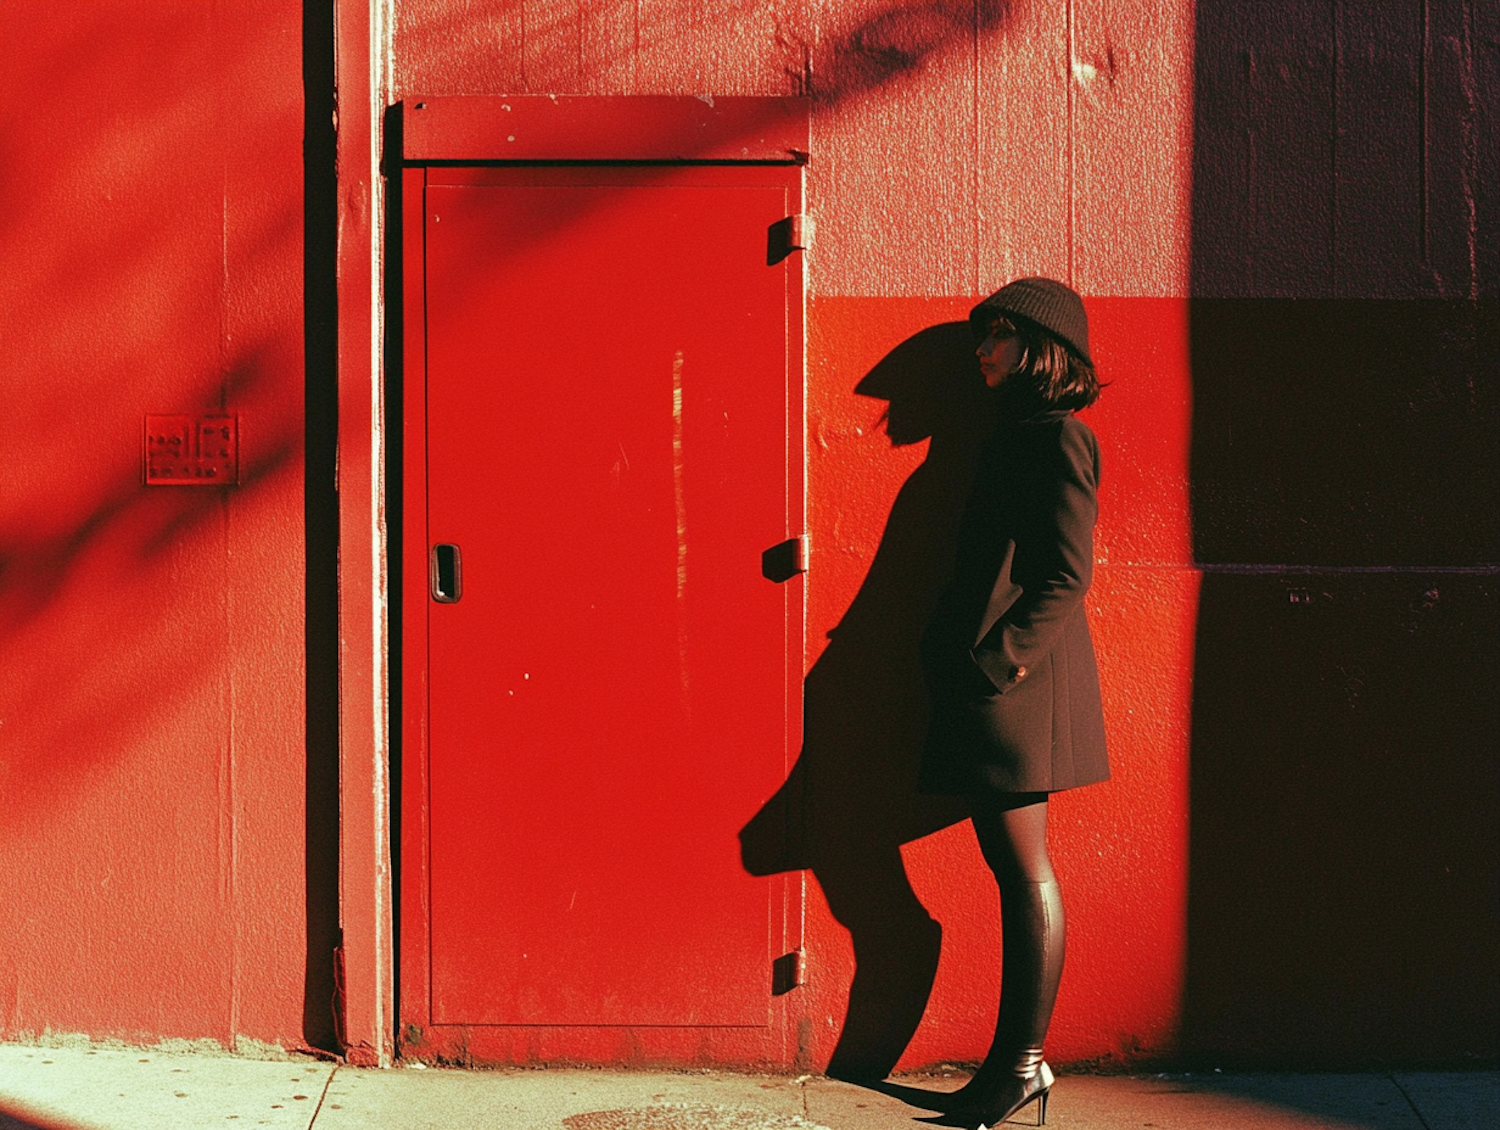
{"left": 395, "top": 96, "right": 809, "bottom": 1066}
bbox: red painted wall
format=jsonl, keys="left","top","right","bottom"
{"left": 392, "top": 0, "right": 1496, "bottom": 1071}
{"left": 391, "top": 0, "right": 1199, "bottom": 1070}
{"left": 0, "top": 0, "right": 319, "bottom": 1051}
{"left": 1, "top": 0, "right": 1490, "bottom": 1070}
{"left": 799, "top": 295, "right": 1195, "bottom": 1073}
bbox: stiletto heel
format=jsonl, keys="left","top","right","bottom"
{"left": 967, "top": 1060, "right": 1053, "bottom": 1129}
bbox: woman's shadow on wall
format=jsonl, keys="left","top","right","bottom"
{"left": 741, "top": 320, "right": 994, "bottom": 1080}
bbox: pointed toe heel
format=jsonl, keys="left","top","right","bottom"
{"left": 970, "top": 1061, "right": 1053, "bottom": 1129}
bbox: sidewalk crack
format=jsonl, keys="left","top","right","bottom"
{"left": 306, "top": 1064, "right": 339, "bottom": 1128}
{"left": 1388, "top": 1072, "right": 1433, "bottom": 1130}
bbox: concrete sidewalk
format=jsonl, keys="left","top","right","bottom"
{"left": 1, "top": 1045, "right": 1495, "bottom": 1130}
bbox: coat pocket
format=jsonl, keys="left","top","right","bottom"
{"left": 972, "top": 539, "right": 1022, "bottom": 648}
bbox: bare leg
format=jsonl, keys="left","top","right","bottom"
{"left": 949, "top": 794, "right": 1064, "bottom": 1121}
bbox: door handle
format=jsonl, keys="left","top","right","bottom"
{"left": 431, "top": 543, "right": 462, "bottom": 603}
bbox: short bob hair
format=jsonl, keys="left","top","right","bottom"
{"left": 976, "top": 311, "right": 1102, "bottom": 411}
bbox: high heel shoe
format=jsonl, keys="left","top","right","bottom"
{"left": 948, "top": 1060, "right": 1053, "bottom": 1128}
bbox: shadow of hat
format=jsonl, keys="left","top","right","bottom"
{"left": 854, "top": 321, "right": 984, "bottom": 446}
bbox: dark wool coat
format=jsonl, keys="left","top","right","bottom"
{"left": 919, "top": 408, "right": 1110, "bottom": 796}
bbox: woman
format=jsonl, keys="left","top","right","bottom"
{"left": 918, "top": 277, "right": 1109, "bottom": 1128}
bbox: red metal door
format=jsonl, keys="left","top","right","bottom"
{"left": 415, "top": 165, "right": 802, "bottom": 1028}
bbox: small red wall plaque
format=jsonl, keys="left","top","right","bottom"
{"left": 144, "top": 414, "right": 238, "bottom": 485}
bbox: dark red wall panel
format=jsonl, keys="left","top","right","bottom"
{"left": 1185, "top": 572, "right": 1499, "bottom": 1065}
{"left": 1187, "top": 0, "right": 1500, "bottom": 1065}
{"left": 1189, "top": 299, "right": 1499, "bottom": 565}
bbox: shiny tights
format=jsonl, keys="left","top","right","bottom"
{"left": 964, "top": 794, "right": 1065, "bottom": 1095}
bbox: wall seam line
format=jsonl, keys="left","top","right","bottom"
{"left": 1066, "top": 0, "right": 1075, "bottom": 286}
{"left": 1331, "top": 0, "right": 1340, "bottom": 296}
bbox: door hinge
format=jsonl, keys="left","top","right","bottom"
{"left": 772, "top": 949, "right": 805, "bottom": 995}
{"left": 761, "top": 534, "right": 809, "bottom": 584}
{"left": 767, "top": 214, "right": 814, "bottom": 264}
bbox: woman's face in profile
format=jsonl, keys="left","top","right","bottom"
{"left": 976, "top": 316, "right": 1023, "bottom": 389}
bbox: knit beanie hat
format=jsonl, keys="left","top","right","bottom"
{"left": 970, "top": 277, "right": 1092, "bottom": 364}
